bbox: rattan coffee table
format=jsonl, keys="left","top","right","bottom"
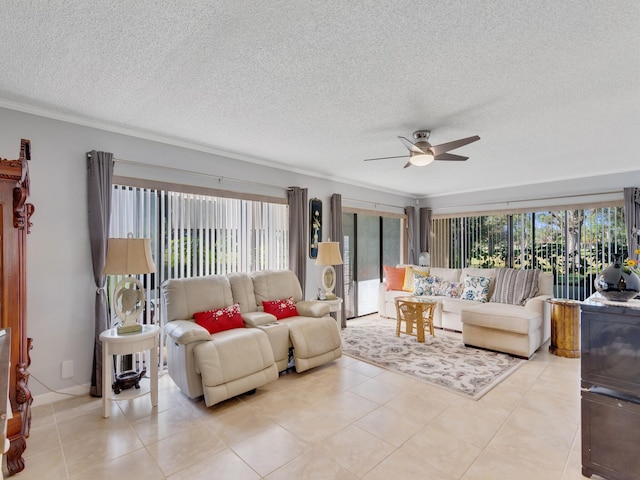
{"left": 394, "top": 296, "right": 438, "bottom": 342}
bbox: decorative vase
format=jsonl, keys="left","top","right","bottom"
{"left": 594, "top": 253, "right": 640, "bottom": 302}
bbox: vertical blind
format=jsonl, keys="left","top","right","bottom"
{"left": 109, "top": 185, "right": 289, "bottom": 327}
{"left": 431, "top": 206, "right": 626, "bottom": 300}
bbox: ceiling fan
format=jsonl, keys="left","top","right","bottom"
{"left": 364, "top": 130, "right": 480, "bottom": 168}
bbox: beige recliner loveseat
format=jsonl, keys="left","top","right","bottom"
{"left": 161, "top": 270, "right": 342, "bottom": 407}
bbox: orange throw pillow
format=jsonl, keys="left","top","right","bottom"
{"left": 383, "top": 265, "right": 406, "bottom": 291}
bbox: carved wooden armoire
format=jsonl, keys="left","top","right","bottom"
{"left": 0, "top": 139, "right": 34, "bottom": 476}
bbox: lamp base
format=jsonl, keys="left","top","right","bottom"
{"left": 117, "top": 322, "right": 142, "bottom": 335}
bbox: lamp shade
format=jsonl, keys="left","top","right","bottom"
{"left": 103, "top": 237, "right": 156, "bottom": 275}
{"left": 315, "top": 241, "right": 343, "bottom": 266}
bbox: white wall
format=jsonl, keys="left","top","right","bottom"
{"left": 0, "top": 107, "right": 414, "bottom": 398}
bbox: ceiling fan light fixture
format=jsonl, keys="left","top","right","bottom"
{"left": 409, "top": 152, "right": 434, "bottom": 166}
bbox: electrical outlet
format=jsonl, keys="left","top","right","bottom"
{"left": 61, "top": 360, "right": 73, "bottom": 379}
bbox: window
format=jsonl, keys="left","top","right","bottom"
{"left": 431, "top": 205, "right": 627, "bottom": 300}
{"left": 109, "top": 184, "right": 289, "bottom": 325}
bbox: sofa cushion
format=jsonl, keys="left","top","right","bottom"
{"left": 383, "top": 265, "right": 406, "bottom": 291}
{"left": 251, "top": 270, "right": 303, "bottom": 305}
{"left": 228, "top": 272, "right": 257, "bottom": 313}
{"left": 402, "top": 266, "right": 430, "bottom": 291}
{"left": 193, "top": 328, "right": 275, "bottom": 386}
{"left": 194, "top": 303, "right": 245, "bottom": 334}
{"left": 162, "top": 275, "right": 235, "bottom": 323}
{"left": 385, "top": 289, "right": 411, "bottom": 303}
{"left": 442, "top": 297, "right": 483, "bottom": 314}
{"left": 460, "top": 275, "right": 492, "bottom": 302}
{"left": 491, "top": 268, "right": 540, "bottom": 306}
{"left": 429, "top": 267, "right": 461, "bottom": 283}
{"left": 262, "top": 297, "right": 299, "bottom": 320}
{"left": 462, "top": 303, "right": 542, "bottom": 334}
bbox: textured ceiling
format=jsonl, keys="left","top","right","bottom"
{"left": 1, "top": 1, "right": 639, "bottom": 200}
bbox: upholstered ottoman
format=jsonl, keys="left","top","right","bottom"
{"left": 280, "top": 316, "right": 342, "bottom": 373}
{"left": 193, "top": 328, "right": 278, "bottom": 407}
{"left": 461, "top": 303, "right": 543, "bottom": 358}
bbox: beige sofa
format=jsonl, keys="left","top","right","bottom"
{"left": 378, "top": 266, "right": 553, "bottom": 358}
{"left": 161, "top": 270, "right": 342, "bottom": 406}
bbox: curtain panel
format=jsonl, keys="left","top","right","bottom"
{"left": 419, "top": 207, "right": 432, "bottom": 254}
{"left": 330, "top": 194, "right": 346, "bottom": 328}
{"left": 624, "top": 187, "right": 640, "bottom": 260}
{"left": 288, "top": 187, "right": 308, "bottom": 297}
{"left": 87, "top": 151, "right": 114, "bottom": 397}
{"left": 405, "top": 206, "right": 416, "bottom": 265}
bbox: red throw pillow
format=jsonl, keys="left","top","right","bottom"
{"left": 262, "top": 296, "right": 299, "bottom": 320}
{"left": 383, "top": 265, "right": 406, "bottom": 291}
{"left": 193, "top": 303, "right": 244, "bottom": 334}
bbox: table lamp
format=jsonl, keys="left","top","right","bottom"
{"left": 315, "top": 241, "right": 343, "bottom": 300}
{"left": 103, "top": 234, "right": 156, "bottom": 334}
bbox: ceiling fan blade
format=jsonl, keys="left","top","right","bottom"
{"left": 398, "top": 136, "right": 425, "bottom": 154}
{"left": 403, "top": 161, "right": 412, "bottom": 169}
{"left": 434, "top": 152, "right": 468, "bottom": 161}
{"left": 431, "top": 135, "right": 480, "bottom": 155}
{"left": 363, "top": 155, "right": 409, "bottom": 162}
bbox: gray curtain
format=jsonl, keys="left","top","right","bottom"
{"left": 88, "top": 151, "right": 114, "bottom": 397}
{"left": 288, "top": 187, "right": 308, "bottom": 297}
{"left": 330, "top": 194, "right": 346, "bottom": 328}
{"left": 405, "top": 206, "right": 416, "bottom": 265}
{"left": 624, "top": 187, "right": 640, "bottom": 259}
{"left": 419, "top": 207, "right": 432, "bottom": 254}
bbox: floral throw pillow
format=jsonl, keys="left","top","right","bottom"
{"left": 460, "top": 276, "right": 491, "bottom": 302}
{"left": 193, "top": 303, "right": 244, "bottom": 334}
{"left": 439, "top": 281, "right": 462, "bottom": 298}
{"left": 262, "top": 296, "right": 299, "bottom": 320}
{"left": 413, "top": 275, "right": 438, "bottom": 296}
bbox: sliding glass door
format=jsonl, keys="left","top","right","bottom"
{"left": 343, "top": 212, "right": 403, "bottom": 318}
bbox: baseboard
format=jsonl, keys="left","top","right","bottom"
{"left": 33, "top": 383, "right": 91, "bottom": 406}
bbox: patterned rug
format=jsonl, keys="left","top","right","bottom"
{"left": 340, "top": 317, "right": 525, "bottom": 400}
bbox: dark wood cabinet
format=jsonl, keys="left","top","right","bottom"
{"left": 581, "top": 299, "right": 640, "bottom": 480}
{"left": 0, "top": 139, "right": 34, "bottom": 476}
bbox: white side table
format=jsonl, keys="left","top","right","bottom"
{"left": 99, "top": 324, "right": 159, "bottom": 418}
{"left": 321, "top": 297, "right": 343, "bottom": 325}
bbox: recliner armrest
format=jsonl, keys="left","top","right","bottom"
{"left": 164, "top": 320, "right": 211, "bottom": 344}
{"left": 242, "top": 311, "right": 278, "bottom": 327}
{"left": 296, "top": 300, "right": 331, "bottom": 317}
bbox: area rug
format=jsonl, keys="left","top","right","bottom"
{"left": 340, "top": 318, "right": 525, "bottom": 400}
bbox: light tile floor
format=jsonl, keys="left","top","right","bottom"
{"left": 10, "top": 322, "right": 596, "bottom": 479}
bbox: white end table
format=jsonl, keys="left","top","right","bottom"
{"left": 99, "top": 324, "right": 159, "bottom": 418}
{"left": 321, "top": 297, "right": 343, "bottom": 325}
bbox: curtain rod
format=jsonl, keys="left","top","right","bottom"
{"left": 342, "top": 196, "right": 407, "bottom": 211}
{"left": 87, "top": 153, "right": 289, "bottom": 192}
{"left": 428, "top": 189, "right": 622, "bottom": 211}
